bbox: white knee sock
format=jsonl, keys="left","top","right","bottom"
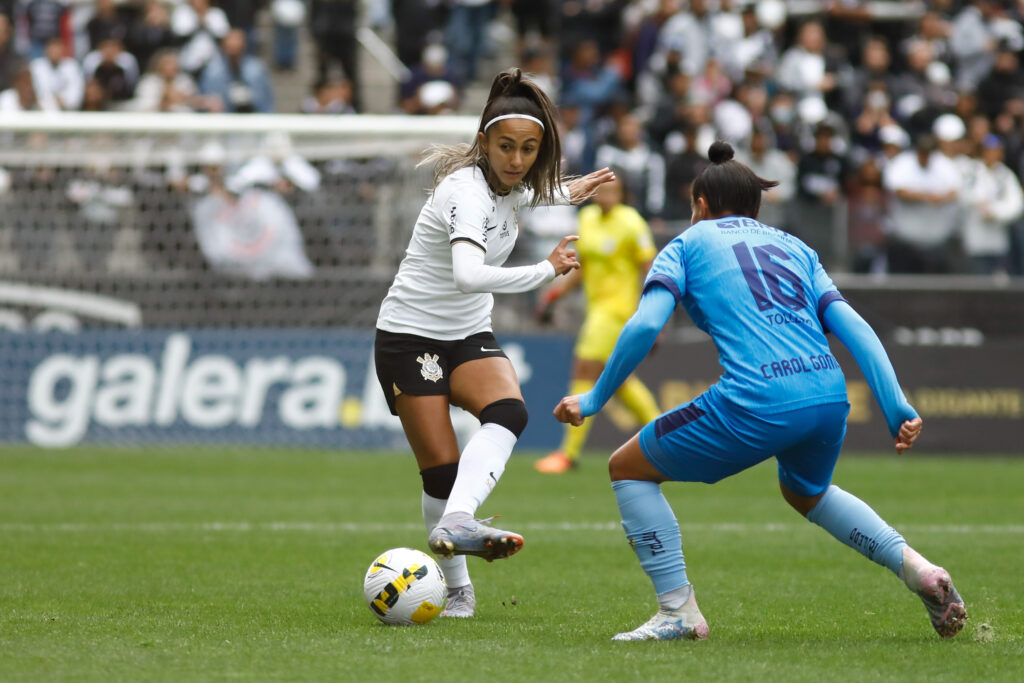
{"left": 422, "top": 492, "right": 470, "bottom": 588}
{"left": 443, "top": 423, "right": 517, "bottom": 518}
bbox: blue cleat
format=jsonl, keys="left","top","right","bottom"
{"left": 428, "top": 513, "right": 524, "bottom": 562}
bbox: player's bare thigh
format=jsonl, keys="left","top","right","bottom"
{"left": 608, "top": 433, "right": 668, "bottom": 483}
{"left": 449, "top": 356, "right": 523, "bottom": 416}
{"left": 395, "top": 393, "right": 460, "bottom": 470}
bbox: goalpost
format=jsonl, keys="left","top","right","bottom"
{"left": 0, "top": 111, "right": 477, "bottom": 330}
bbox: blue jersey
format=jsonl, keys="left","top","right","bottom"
{"left": 645, "top": 216, "right": 848, "bottom": 413}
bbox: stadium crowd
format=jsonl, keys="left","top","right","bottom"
{"left": 396, "top": 0, "right": 1024, "bottom": 277}
{"left": 0, "top": 0, "right": 1023, "bottom": 278}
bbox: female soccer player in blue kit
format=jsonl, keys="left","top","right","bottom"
{"left": 554, "top": 141, "right": 966, "bottom": 641}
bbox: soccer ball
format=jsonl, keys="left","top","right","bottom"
{"left": 363, "top": 547, "right": 447, "bottom": 625}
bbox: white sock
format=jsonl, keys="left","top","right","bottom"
{"left": 422, "top": 492, "right": 470, "bottom": 589}
{"left": 443, "top": 422, "right": 517, "bottom": 518}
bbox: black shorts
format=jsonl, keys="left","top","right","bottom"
{"left": 374, "top": 329, "right": 509, "bottom": 416}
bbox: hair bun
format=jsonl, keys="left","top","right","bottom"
{"left": 708, "top": 141, "right": 735, "bottom": 164}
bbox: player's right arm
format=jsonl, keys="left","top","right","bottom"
{"left": 822, "top": 300, "right": 922, "bottom": 453}
{"left": 554, "top": 283, "right": 676, "bottom": 426}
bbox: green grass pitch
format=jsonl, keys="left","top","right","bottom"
{"left": 1, "top": 447, "right": 1021, "bottom": 682}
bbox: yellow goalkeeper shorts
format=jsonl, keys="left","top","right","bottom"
{"left": 574, "top": 308, "right": 629, "bottom": 362}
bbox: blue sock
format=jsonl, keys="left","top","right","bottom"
{"left": 806, "top": 484, "right": 907, "bottom": 574}
{"left": 612, "top": 480, "right": 688, "bottom": 595}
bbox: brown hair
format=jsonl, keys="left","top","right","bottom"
{"left": 421, "top": 68, "right": 564, "bottom": 206}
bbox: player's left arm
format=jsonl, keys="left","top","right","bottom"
{"left": 554, "top": 284, "right": 676, "bottom": 426}
{"left": 822, "top": 299, "right": 922, "bottom": 453}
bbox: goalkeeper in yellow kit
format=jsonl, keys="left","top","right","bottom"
{"left": 535, "top": 174, "right": 662, "bottom": 473}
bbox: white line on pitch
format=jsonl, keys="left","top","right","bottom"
{"left": 0, "top": 522, "right": 1022, "bottom": 534}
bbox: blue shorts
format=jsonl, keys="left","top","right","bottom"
{"left": 638, "top": 389, "right": 850, "bottom": 497}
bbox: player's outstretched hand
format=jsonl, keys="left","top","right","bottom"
{"left": 546, "top": 235, "right": 580, "bottom": 275}
{"left": 554, "top": 394, "right": 585, "bottom": 426}
{"left": 566, "top": 168, "right": 616, "bottom": 205}
{"left": 894, "top": 417, "right": 923, "bottom": 454}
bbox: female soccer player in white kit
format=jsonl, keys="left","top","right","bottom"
{"left": 375, "top": 68, "right": 615, "bottom": 618}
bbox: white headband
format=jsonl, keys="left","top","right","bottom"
{"left": 483, "top": 114, "right": 545, "bottom": 132}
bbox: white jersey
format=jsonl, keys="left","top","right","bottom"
{"left": 378, "top": 166, "right": 547, "bottom": 340}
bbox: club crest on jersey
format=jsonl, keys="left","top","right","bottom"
{"left": 417, "top": 353, "right": 443, "bottom": 382}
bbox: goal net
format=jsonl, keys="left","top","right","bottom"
{"left": 0, "top": 111, "right": 478, "bottom": 331}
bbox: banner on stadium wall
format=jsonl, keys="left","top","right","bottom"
{"left": 0, "top": 330, "right": 573, "bottom": 450}
{"left": 589, "top": 338, "right": 1024, "bottom": 455}
{"left": 1, "top": 330, "right": 1022, "bottom": 453}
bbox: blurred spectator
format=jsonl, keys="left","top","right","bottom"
{"left": 914, "top": 10, "right": 952, "bottom": 66}
{"left": 662, "top": 124, "right": 708, "bottom": 228}
{"left": 776, "top": 21, "right": 838, "bottom": 106}
{"left": 840, "top": 35, "right": 895, "bottom": 117}
{"left": 509, "top": 0, "right": 555, "bottom": 57}
{"left": 65, "top": 163, "right": 133, "bottom": 272}
{"left": 0, "top": 64, "right": 57, "bottom": 111}
{"left": 399, "top": 43, "right": 460, "bottom": 112}
{"left": 950, "top": 0, "right": 1001, "bottom": 91}
{"left": 302, "top": 77, "right": 355, "bottom": 114}
{"left": 767, "top": 91, "right": 801, "bottom": 156}
{"left": 719, "top": 2, "right": 778, "bottom": 82}
{"left": 794, "top": 122, "right": 849, "bottom": 267}
{"left": 595, "top": 113, "right": 665, "bottom": 223}
{"left": 561, "top": 38, "right": 624, "bottom": 128}
{"left": 882, "top": 133, "right": 962, "bottom": 273}
{"left": 82, "top": 37, "right": 138, "bottom": 103}
{"left": 850, "top": 83, "right": 897, "bottom": 160}
{"left": 200, "top": 29, "right": 274, "bottom": 113}
{"left": 269, "top": 0, "right": 304, "bottom": 69}
{"left": 847, "top": 157, "right": 888, "bottom": 274}
{"left": 24, "top": 0, "right": 69, "bottom": 60}
{"left": 30, "top": 35, "right": 83, "bottom": 110}
{"left": 961, "top": 134, "right": 1024, "bottom": 275}
{"left": 690, "top": 56, "right": 731, "bottom": 107}
{"left": 390, "top": 0, "right": 445, "bottom": 71}
{"left": 172, "top": 0, "right": 231, "bottom": 77}
{"left": 191, "top": 139, "right": 315, "bottom": 281}
{"left": 738, "top": 128, "right": 795, "bottom": 231}
{"left": 0, "top": 14, "right": 18, "bottom": 91}
{"left": 217, "top": 0, "right": 267, "bottom": 54}
{"left": 559, "top": 0, "right": 626, "bottom": 62}
{"left": 558, "top": 98, "right": 588, "bottom": 175}
{"left": 126, "top": 0, "right": 176, "bottom": 77}
{"left": 129, "top": 48, "right": 221, "bottom": 112}
{"left": 656, "top": 0, "right": 711, "bottom": 75}
{"left": 976, "top": 42, "right": 1024, "bottom": 118}
{"left": 87, "top": 0, "right": 130, "bottom": 49}
{"left": 310, "top": 0, "right": 360, "bottom": 109}
{"left": 79, "top": 78, "right": 108, "bottom": 111}
{"left": 521, "top": 47, "right": 557, "bottom": 99}
{"left": 645, "top": 67, "right": 689, "bottom": 151}
{"left": 934, "top": 113, "right": 973, "bottom": 177}
{"left": 444, "top": 0, "right": 493, "bottom": 84}
{"left": 889, "top": 39, "right": 956, "bottom": 120}
{"left": 878, "top": 124, "right": 910, "bottom": 164}
{"left": 631, "top": 0, "right": 681, "bottom": 82}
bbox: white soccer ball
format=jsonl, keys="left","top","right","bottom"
{"left": 363, "top": 547, "right": 446, "bottom": 625}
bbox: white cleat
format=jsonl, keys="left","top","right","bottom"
{"left": 611, "top": 586, "right": 710, "bottom": 641}
{"left": 900, "top": 547, "right": 967, "bottom": 638}
{"left": 440, "top": 584, "right": 475, "bottom": 618}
